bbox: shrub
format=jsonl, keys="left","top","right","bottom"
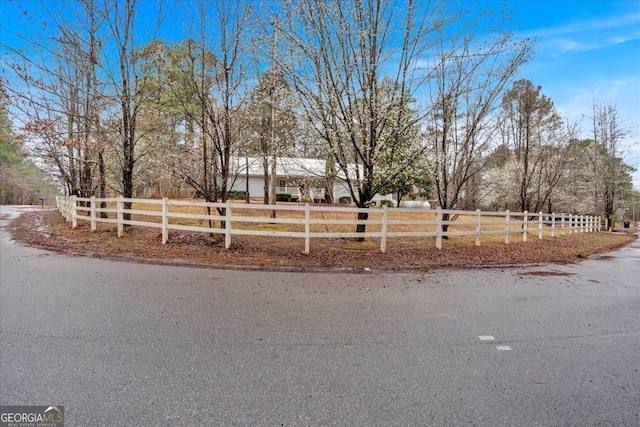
{"left": 380, "top": 200, "right": 394, "bottom": 207}
{"left": 276, "top": 193, "right": 292, "bottom": 202}
{"left": 339, "top": 196, "right": 352, "bottom": 204}
{"left": 192, "top": 189, "right": 206, "bottom": 199}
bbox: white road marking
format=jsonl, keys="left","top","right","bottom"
{"left": 496, "top": 345, "right": 513, "bottom": 351}
{"left": 478, "top": 335, "right": 495, "bottom": 341}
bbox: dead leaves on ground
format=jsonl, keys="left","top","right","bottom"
{"left": 9, "top": 210, "right": 637, "bottom": 271}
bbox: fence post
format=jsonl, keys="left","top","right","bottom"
{"left": 162, "top": 197, "right": 168, "bottom": 244}
{"left": 568, "top": 214, "right": 573, "bottom": 234}
{"left": 581, "top": 215, "right": 585, "bottom": 233}
{"left": 71, "top": 196, "right": 77, "bottom": 229}
{"left": 551, "top": 212, "right": 556, "bottom": 238}
{"left": 117, "top": 196, "right": 123, "bottom": 237}
{"left": 561, "top": 214, "right": 565, "bottom": 235}
{"left": 505, "top": 210, "right": 511, "bottom": 244}
{"left": 436, "top": 208, "right": 442, "bottom": 250}
{"left": 381, "top": 205, "right": 388, "bottom": 252}
{"left": 65, "top": 196, "right": 72, "bottom": 222}
{"left": 90, "top": 196, "right": 96, "bottom": 231}
{"left": 538, "top": 212, "right": 543, "bottom": 240}
{"left": 304, "top": 203, "right": 310, "bottom": 255}
{"left": 475, "top": 209, "right": 481, "bottom": 246}
{"left": 225, "top": 200, "right": 232, "bottom": 249}
{"left": 523, "top": 211, "right": 528, "bottom": 242}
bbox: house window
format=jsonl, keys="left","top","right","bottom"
{"left": 278, "top": 179, "right": 286, "bottom": 188}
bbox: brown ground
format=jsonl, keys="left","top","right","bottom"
{"left": 7, "top": 209, "right": 637, "bottom": 272}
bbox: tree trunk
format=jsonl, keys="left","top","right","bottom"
{"left": 441, "top": 212, "right": 450, "bottom": 239}
{"left": 98, "top": 148, "right": 107, "bottom": 218}
{"left": 122, "top": 138, "right": 134, "bottom": 222}
{"left": 355, "top": 210, "right": 369, "bottom": 241}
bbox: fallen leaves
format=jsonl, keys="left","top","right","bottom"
{"left": 9, "top": 210, "right": 637, "bottom": 272}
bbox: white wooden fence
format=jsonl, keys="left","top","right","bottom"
{"left": 56, "top": 196, "right": 602, "bottom": 254}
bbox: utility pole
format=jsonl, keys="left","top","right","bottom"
{"left": 269, "top": 14, "right": 279, "bottom": 219}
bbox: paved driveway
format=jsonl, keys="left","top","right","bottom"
{"left": 1, "top": 206, "right": 639, "bottom": 426}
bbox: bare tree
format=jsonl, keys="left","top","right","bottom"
{"left": 161, "top": 0, "right": 254, "bottom": 216}
{"left": 279, "top": 0, "right": 441, "bottom": 235}
{"left": 2, "top": 0, "right": 107, "bottom": 205}
{"left": 104, "top": 0, "right": 138, "bottom": 219}
{"left": 248, "top": 68, "right": 297, "bottom": 205}
{"left": 499, "top": 79, "right": 575, "bottom": 213}
{"left": 89, "top": 0, "right": 171, "bottom": 221}
{"left": 426, "top": 16, "right": 532, "bottom": 233}
{"left": 591, "top": 102, "right": 629, "bottom": 229}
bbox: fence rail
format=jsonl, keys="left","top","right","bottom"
{"left": 56, "top": 196, "right": 602, "bottom": 254}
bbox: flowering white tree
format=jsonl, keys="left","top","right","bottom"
{"left": 279, "top": 0, "right": 439, "bottom": 234}
{"left": 479, "top": 159, "right": 519, "bottom": 211}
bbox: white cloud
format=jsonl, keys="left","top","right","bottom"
{"left": 523, "top": 12, "right": 640, "bottom": 39}
{"left": 519, "top": 11, "right": 640, "bottom": 55}
{"left": 546, "top": 34, "right": 640, "bottom": 55}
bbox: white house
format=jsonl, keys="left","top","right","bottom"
{"left": 228, "top": 156, "right": 392, "bottom": 204}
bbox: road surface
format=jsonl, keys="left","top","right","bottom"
{"left": 1, "top": 206, "right": 639, "bottom": 426}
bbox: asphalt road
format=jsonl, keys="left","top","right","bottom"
{"left": 1, "top": 206, "right": 639, "bottom": 426}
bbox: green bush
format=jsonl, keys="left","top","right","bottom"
{"left": 339, "top": 196, "right": 352, "bottom": 204}
{"left": 380, "top": 200, "right": 394, "bottom": 207}
{"left": 276, "top": 193, "right": 292, "bottom": 202}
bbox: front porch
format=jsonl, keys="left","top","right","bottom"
{"left": 276, "top": 179, "right": 327, "bottom": 203}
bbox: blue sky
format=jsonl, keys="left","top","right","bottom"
{"left": 1, "top": 0, "right": 639, "bottom": 187}
{"left": 499, "top": 0, "right": 640, "bottom": 187}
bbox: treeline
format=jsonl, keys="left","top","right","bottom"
{"left": 0, "top": 0, "right": 634, "bottom": 227}
{"left": 0, "top": 93, "right": 57, "bottom": 205}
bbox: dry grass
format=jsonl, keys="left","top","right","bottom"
{"left": 73, "top": 199, "right": 569, "bottom": 240}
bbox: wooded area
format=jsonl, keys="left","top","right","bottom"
{"left": 1, "top": 0, "right": 636, "bottom": 230}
